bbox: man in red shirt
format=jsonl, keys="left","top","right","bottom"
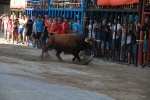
{"left": 47, "top": 17, "right": 53, "bottom": 34}
{"left": 57, "top": 16, "right": 62, "bottom": 34}
{"left": 48, "top": 18, "right": 59, "bottom": 36}
{"left": 62, "top": 18, "right": 69, "bottom": 34}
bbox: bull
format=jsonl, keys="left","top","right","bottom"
{"left": 41, "top": 34, "right": 100, "bottom": 62}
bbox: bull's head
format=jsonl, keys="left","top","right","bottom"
{"left": 85, "top": 37, "right": 101, "bottom": 51}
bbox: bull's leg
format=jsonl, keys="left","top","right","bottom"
{"left": 73, "top": 52, "right": 81, "bottom": 62}
{"left": 72, "top": 57, "right": 76, "bottom": 61}
{"left": 41, "top": 44, "right": 50, "bottom": 58}
{"left": 56, "top": 50, "right": 63, "bottom": 61}
{"left": 76, "top": 55, "right": 81, "bottom": 62}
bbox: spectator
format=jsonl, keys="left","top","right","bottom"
{"left": 48, "top": 18, "right": 59, "bottom": 36}
{"left": 120, "top": 22, "right": 127, "bottom": 62}
{"left": 69, "top": 18, "right": 76, "bottom": 34}
{"left": 12, "top": 18, "right": 19, "bottom": 44}
{"left": 57, "top": 16, "right": 62, "bottom": 34}
{"left": 110, "top": 18, "right": 121, "bottom": 60}
{"left": 33, "top": 16, "right": 45, "bottom": 48}
{"left": 6, "top": 15, "right": 12, "bottom": 43}
{"left": 73, "top": 19, "right": 82, "bottom": 34}
{"left": 0, "top": 16, "right": 2, "bottom": 33}
{"left": 100, "top": 19, "right": 110, "bottom": 57}
{"left": 87, "top": 20, "right": 94, "bottom": 38}
{"left": 140, "top": 18, "right": 150, "bottom": 67}
{"left": 2, "top": 14, "right": 8, "bottom": 41}
{"left": 18, "top": 15, "right": 25, "bottom": 43}
{"left": 132, "top": 21, "right": 140, "bottom": 64}
{"left": 24, "top": 15, "right": 33, "bottom": 46}
{"left": 62, "top": 18, "right": 69, "bottom": 34}
{"left": 87, "top": 20, "right": 95, "bottom": 57}
{"left": 42, "top": 14, "right": 49, "bottom": 45}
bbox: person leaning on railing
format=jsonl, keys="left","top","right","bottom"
{"left": 140, "top": 18, "right": 150, "bottom": 67}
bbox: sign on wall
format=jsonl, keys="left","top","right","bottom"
{"left": 10, "top": 0, "right": 26, "bottom": 9}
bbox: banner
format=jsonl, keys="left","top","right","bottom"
{"left": 97, "top": 0, "right": 139, "bottom": 6}
{"left": 10, "top": 0, "right": 26, "bottom": 9}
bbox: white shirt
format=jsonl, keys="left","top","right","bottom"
{"left": 112, "top": 24, "right": 121, "bottom": 39}
{"left": 19, "top": 19, "right": 25, "bottom": 28}
{"left": 2, "top": 17, "right": 7, "bottom": 29}
{"left": 127, "top": 35, "right": 131, "bottom": 44}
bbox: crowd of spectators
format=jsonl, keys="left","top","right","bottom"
{"left": 86, "top": 16, "right": 150, "bottom": 67}
{"left": 0, "top": 12, "right": 149, "bottom": 67}
{"left": 0, "top": 13, "right": 82, "bottom": 47}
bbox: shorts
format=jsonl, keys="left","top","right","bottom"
{"left": 7, "top": 30, "right": 12, "bottom": 35}
{"left": 143, "top": 39, "right": 148, "bottom": 52}
{"left": 132, "top": 44, "right": 137, "bottom": 57}
{"left": 25, "top": 28, "right": 32, "bottom": 36}
{"left": 33, "top": 32, "right": 42, "bottom": 39}
{"left": 12, "top": 29, "right": 18, "bottom": 35}
{"left": 126, "top": 43, "right": 131, "bottom": 53}
{"left": 101, "top": 40, "right": 110, "bottom": 47}
{"left": 111, "top": 39, "right": 119, "bottom": 50}
{"left": 18, "top": 28, "right": 24, "bottom": 34}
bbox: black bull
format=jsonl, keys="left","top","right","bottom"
{"left": 41, "top": 34, "right": 100, "bottom": 62}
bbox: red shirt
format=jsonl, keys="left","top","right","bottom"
{"left": 6, "top": 19, "right": 12, "bottom": 31}
{"left": 62, "top": 22, "right": 69, "bottom": 34}
{"left": 49, "top": 24, "right": 58, "bottom": 34}
{"left": 57, "top": 22, "right": 62, "bottom": 34}
{"left": 48, "top": 21, "right": 52, "bottom": 32}
{"left": 44, "top": 18, "right": 49, "bottom": 30}
{"left": 12, "top": 21, "right": 19, "bottom": 30}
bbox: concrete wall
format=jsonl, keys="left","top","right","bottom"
{"left": 0, "top": 4, "right": 10, "bottom": 14}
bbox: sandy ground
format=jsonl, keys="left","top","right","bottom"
{"left": 0, "top": 33, "right": 150, "bottom": 100}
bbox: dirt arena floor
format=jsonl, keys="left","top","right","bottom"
{"left": 0, "top": 34, "right": 150, "bottom": 100}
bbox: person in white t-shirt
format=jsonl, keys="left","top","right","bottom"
{"left": 110, "top": 18, "right": 121, "bottom": 60}
{"left": 18, "top": 15, "right": 25, "bottom": 43}
{"left": 87, "top": 20, "right": 96, "bottom": 57}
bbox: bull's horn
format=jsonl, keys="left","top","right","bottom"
{"left": 85, "top": 38, "right": 90, "bottom": 42}
{"left": 85, "top": 38, "right": 92, "bottom": 45}
{"left": 95, "top": 39, "right": 101, "bottom": 42}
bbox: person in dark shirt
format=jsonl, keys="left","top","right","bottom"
{"left": 132, "top": 21, "right": 140, "bottom": 64}
{"left": 140, "top": 18, "right": 150, "bottom": 67}
{"left": 100, "top": 19, "right": 110, "bottom": 57}
{"left": 24, "top": 15, "right": 33, "bottom": 46}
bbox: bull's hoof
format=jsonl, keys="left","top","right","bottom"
{"left": 72, "top": 57, "right": 76, "bottom": 61}
{"left": 58, "top": 58, "right": 63, "bottom": 62}
{"left": 41, "top": 55, "right": 43, "bottom": 59}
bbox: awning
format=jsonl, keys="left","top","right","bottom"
{"left": 97, "top": 0, "right": 139, "bottom": 6}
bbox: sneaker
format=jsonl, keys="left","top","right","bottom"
{"left": 142, "top": 63, "right": 146, "bottom": 67}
